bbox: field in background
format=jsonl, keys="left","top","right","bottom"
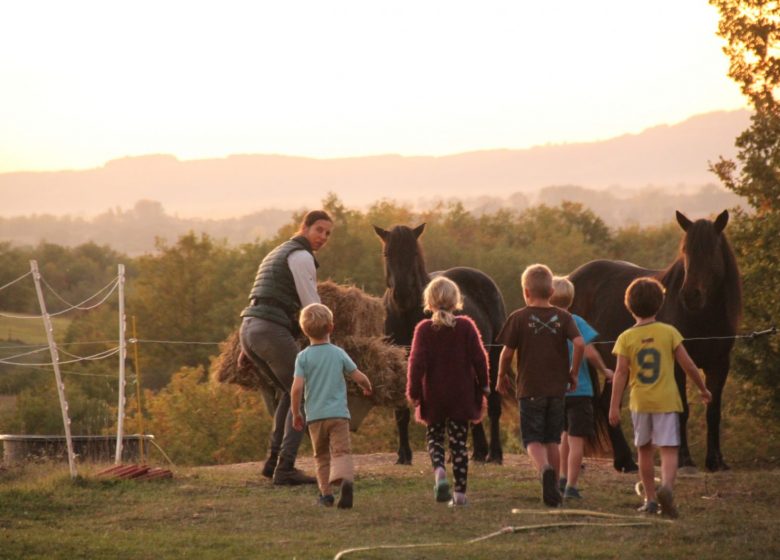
{"left": 0, "top": 313, "right": 71, "bottom": 345}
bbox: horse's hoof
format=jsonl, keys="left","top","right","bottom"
{"left": 486, "top": 453, "right": 503, "bottom": 465}
{"left": 705, "top": 458, "right": 730, "bottom": 472}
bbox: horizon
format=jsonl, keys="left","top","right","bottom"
{"left": 0, "top": 1, "right": 747, "bottom": 174}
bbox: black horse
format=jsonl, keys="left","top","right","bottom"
{"left": 374, "top": 223, "right": 507, "bottom": 465}
{"left": 569, "top": 210, "right": 742, "bottom": 472}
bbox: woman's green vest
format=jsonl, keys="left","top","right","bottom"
{"left": 240, "top": 236, "right": 317, "bottom": 331}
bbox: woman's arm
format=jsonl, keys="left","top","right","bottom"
{"left": 288, "top": 250, "right": 320, "bottom": 307}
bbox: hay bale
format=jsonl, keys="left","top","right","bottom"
{"left": 317, "top": 280, "right": 385, "bottom": 338}
{"left": 210, "top": 281, "right": 407, "bottom": 423}
{"left": 210, "top": 330, "right": 276, "bottom": 394}
{"left": 339, "top": 335, "right": 407, "bottom": 408}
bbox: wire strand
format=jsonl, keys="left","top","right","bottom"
{"left": 0, "top": 270, "right": 32, "bottom": 292}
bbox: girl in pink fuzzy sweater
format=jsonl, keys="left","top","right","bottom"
{"left": 407, "top": 276, "right": 490, "bottom": 507}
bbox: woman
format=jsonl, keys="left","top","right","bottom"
{"left": 238, "top": 210, "right": 333, "bottom": 485}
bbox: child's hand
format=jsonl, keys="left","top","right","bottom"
{"left": 567, "top": 370, "right": 578, "bottom": 393}
{"left": 700, "top": 388, "right": 713, "bottom": 405}
{"left": 362, "top": 384, "right": 373, "bottom": 397}
{"left": 292, "top": 414, "right": 304, "bottom": 431}
{"left": 602, "top": 368, "right": 614, "bottom": 381}
{"left": 608, "top": 406, "right": 621, "bottom": 427}
{"left": 496, "top": 375, "right": 509, "bottom": 396}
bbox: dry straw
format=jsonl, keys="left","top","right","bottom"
{"left": 210, "top": 282, "right": 408, "bottom": 422}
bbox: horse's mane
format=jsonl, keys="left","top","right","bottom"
{"left": 661, "top": 219, "right": 742, "bottom": 332}
{"left": 384, "top": 225, "right": 429, "bottom": 312}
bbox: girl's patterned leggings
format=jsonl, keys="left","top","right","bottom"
{"left": 426, "top": 419, "right": 469, "bottom": 493}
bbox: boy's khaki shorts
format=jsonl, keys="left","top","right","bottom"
{"left": 308, "top": 418, "right": 354, "bottom": 493}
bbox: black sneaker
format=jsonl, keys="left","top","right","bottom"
{"left": 541, "top": 465, "right": 562, "bottom": 507}
{"left": 272, "top": 467, "right": 317, "bottom": 485}
{"left": 657, "top": 486, "right": 679, "bottom": 519}
{"left": 318, "top": 494, "right": 335, "bottom": 507}
{"left": 337, "top": 481, "right": 353, "bottom": 509}
{"left": 261, "top": 454, "right": 279, "bottom": 479}
{"left": 637, "top": 500, "right": 659, "bottom": 514}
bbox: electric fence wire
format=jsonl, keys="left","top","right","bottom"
{"left": 0, "top": 346, "right": 120, "bottom": 367}
{"left": 0, "top": 270, "right": 32, "bottom": 292}
{"left": 41, "top": 274, "right": 120, "bottom": 314}
{"left": 0, "top": 273, "right": 119, "bottom": 319}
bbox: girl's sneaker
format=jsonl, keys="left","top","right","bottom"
{"left": 563, "top": 486, "right": 582, "bottom": 499}
{"left": 434, "top": 478, "right": 452, "bottom": 503}
{"left": 558, "top": 477, "right": 567, "bottom": 493}
{"left": 448, "top": 493, "right": 468, "bottom": 507}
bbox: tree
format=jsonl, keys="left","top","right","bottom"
{"left": 709, "top": 0, "right": 780, "bottom": 407}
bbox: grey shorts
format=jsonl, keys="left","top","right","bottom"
{"left": 630, "top": 411, "right": 680, "bottom": 447}
{"left": 563, "top": 396, "right": 595, "bottom": 439}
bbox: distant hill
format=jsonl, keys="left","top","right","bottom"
{"left": 0, "top": 109, "right": 751, "bottom": 219}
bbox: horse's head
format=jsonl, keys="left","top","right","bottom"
{"left": 675, "top": 210, "right": 730, "bottom": 312}
{"left": 373, "top": 223, "right": 428, "bottom": 312}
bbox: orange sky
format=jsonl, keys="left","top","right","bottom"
{"left": 0, "top": 1, "right": 746, "bottom": 174}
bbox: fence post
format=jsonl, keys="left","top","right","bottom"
{"left": 114, "top": 264, "right": 127, "bottom": 464}
{"left": 30, "top": 260, "right": 77, "bottom": 479}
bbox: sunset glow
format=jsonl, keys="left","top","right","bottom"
{"left": 0, "top": 0, "right": 747, "bottom": 173}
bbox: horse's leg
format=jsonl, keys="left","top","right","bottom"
{"left": 487, "top": 391, "right": 503, "bottom": 464}
{"left": 600, "top": 381, "right": 638, "bottom": 473}
{"left": 675, "top": 368, "right": 696, "bottom": 469}
{"left": 704, "top": 368, "right": 730, "bottom": 471}
{"left": 394, "top": 406, "right": 413, "bottom": 465}
{"left": 486, "top": 345, "right": 503, "bottom": 463}
{"left": 471, "top": 422, "right": 488, "bottom": 462}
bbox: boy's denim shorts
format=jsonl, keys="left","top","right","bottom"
{"left": 563, "top": 396, "right": 595, "bottom": 438}
{"left": 519, "top": 396, "right": 565, "bottom": 448}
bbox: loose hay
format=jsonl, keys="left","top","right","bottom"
{"left": 210, "top": 282, "right": 408, "bottom": 423}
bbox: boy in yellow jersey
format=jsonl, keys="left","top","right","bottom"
{"left": 608, "top": 277, "right": 712, "bottom": 518}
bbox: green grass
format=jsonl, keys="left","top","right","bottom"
{"left": 1, "top": 454, "right": 778, "bottom": 560}
{"left": 0, "top": 313, "right": 71, "bottom": 345}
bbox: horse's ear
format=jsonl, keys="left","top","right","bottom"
{"left": 676, "top": 211, "right": 692, "bottom": 232}
{"left": 373, "top": 225, "right": 389, "bottom": 241}
{"left": 714, "top": 210, "right": 729, "bottom": 234}
{"left": 412, "top": 223, "right": 426, "bottom": 239}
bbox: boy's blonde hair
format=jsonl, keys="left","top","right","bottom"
{"left": 299, "top": 303, "right": 334, "bottom": 339}
{"left": 521, "top": 264, "right": 554, "bottom": 300}
{"left": 624, "top": 277, "right": 665, "bottom": 319}
{"left": 423, "top": 276, "right": 463, "bottom": 329}
{"left": 550, "top": 276, "right": 575, "bottom": 309}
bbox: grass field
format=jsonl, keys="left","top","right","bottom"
{"left": 1, "top": 452, "right": 778, "bottom": 559}
{"left": 0, "top": 313, "right": 71, "bottom": 345}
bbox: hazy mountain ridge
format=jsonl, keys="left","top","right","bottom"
{"left": 0, "top": 184, "right": 746, "bottom": 256}
{"left": 0, "top": 109, "right": 751, "bottom": 219}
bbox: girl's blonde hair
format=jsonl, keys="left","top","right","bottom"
{"left": 423, "top": 276, "right": 463, "bottom": 329}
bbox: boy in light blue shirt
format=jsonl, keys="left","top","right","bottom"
{"left": 291, "top": 303, "right": 372, "bottom": 509}
{"left": 551, "top": 277, "right": 613, "bottom": 500}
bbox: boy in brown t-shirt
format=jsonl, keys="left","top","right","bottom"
{"left": 496, "top": 264, "right": 584, "bottom": 507}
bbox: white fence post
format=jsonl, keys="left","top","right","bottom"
{"left": 114, "top": 264, "right": 127, "bottom": 464}
{"left": 30, "top": 260, "right": 77, "bottom": 479}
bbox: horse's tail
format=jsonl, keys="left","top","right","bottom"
{"left": 584, "top": 363, "right": 613, "bottom": 457}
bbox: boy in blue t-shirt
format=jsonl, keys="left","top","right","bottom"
{"left": 551, "top": 277, "right": 614, "bottom": 500}
{"left": 291, "top": 303, "right": 372, "bottom": 509}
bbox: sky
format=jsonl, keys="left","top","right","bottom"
{"left": 0, "top": 0, "right": 747, "bottom": 174}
